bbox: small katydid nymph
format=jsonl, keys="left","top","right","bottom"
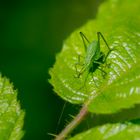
{"left": 75, "top": 32, "right": 112, "bottom": 81}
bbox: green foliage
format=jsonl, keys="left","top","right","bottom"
{"left": 49, "top": 0, "right": 140, "bottom": 139}
{"left": 0, "top": 75, "right": 25, "bottom": 140}
{"left": 49, "top": 0, "right": 140, "bottom": 114}
{"left": 69, "top": 123, "right": 140, "bottom": 140}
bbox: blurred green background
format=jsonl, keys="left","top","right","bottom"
{"left": 0, "top": 0, "right": 104, "bottom": 139}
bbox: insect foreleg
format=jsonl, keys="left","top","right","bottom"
{"left": 78, "top": 70, "right": 90, "bottom": 90}
{"left": 97, "top": 67, "right": 107, "bottom": 78}
{"left": 90, "top": 66, "right": 99, "bottom": 87}
{"left": 75, "top": 55, "right": 84, "bottom": 78}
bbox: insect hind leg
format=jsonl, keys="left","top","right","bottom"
{"left": 79, "top": 32, "right": 90, "bottom": 51}
{"left": 97, "top": 32, "right": 114, "bottom": 63}
{"left": 97, "top": 32, "right": 111, "bottom": 51}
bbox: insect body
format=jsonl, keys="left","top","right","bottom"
{"left": 75, "top": 32, "right": 112, "bottom": 79}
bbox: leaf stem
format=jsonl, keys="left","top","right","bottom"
{"left": 54, "top": 105, "right": 88, "bottom": 140}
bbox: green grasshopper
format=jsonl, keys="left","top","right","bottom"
{"left": 75, "top": 32, "right": 112, "bottom": 80}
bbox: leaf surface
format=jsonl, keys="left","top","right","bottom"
{"left": 0, "top": 75, "right": 25, "bottom": 140}
{"left": 69, "top": 123, "right": 140, "bottom": 140}
{"left": 49, "top": 0, "right": 140, "bottom": 114}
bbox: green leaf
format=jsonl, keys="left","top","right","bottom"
{"left": 49, "top": 0, "right": 140, "bottom": 114}
{"left": 0, "top": 75, "right": 25, "bottom": 140}
{"left": 69, "top": 123, "right": 140, "bottom": 140}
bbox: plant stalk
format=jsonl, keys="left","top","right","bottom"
{"left": 54, "top": 105, "right": 88, "bottom": 140}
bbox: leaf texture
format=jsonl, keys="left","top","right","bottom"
{"left": 49, "top": 0, "right": 140, "bottom": 114}
{"left": 0, "top": 75, "right": 25, "bottom": 140}
{"left": 69, "top": 123, "right": 140, "bottom": 140}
